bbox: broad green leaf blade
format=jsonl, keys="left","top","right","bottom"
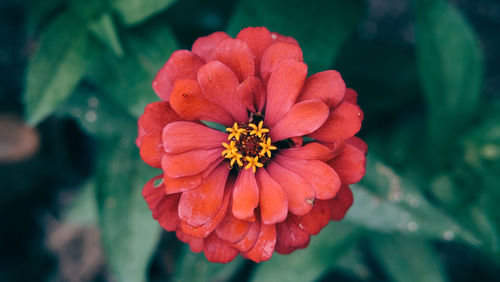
{"left": 227, "top": 0, "right": 365, "bottom": 73}
{"left": 112, "top": 0, "right": 177, "bottom": 26}
{"left": 27, "top": 0, "right": 64, "bottom": 28}
{"left": 414, "top": 0, "right": 483, "bottom": 159}
{"left": 62, "top": 180, "right": 98, "bottom": 226}
{"left": 89, "top": 12, "right": 124, "bottom": 57}
{"left": 251, "top": 224, "right": 359, "bottom": 282}
{"left": 347, "top": 156, "right": 480, "bottom": 244}
{"left": 372, "top": 235, "right": 447, "bottom": 282}
{"left": 24, "top": 12, "right": 99, "bottom": 125}
{"left": 174, "top": 246, "right": 245, "bottom": 282}
{"left": 89, "top": 19, "right": 178, "bottom": 117}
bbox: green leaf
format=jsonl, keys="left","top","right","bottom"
{"left": 227, "top": 0, "right": 364, "bottom": 73}
{"left": 62, "top": 180, "right": 98, "bottom": 226}
{"left": 173, "top": 246, "right": 245, "bottom": 282}
{"left": 251, "top": 224, "right": 359, "bottom": 282}
{"left": 112, "top": 0, "right": 178, "bottom": 26}
{"left": 414, "top": 0, "right": 483, "bottom": 159}
{"left": 347, "top": 155, "right": 480, "bottom": 245}
{"left": 89, "top": 18, "right": 178, "bottom": 117}
{"left": 89, "top": 12, "right": 124, "bottom": 57}
{"left": 371, "top": 235, "right": 447, "bottom": 282}
{"left": 24, "top": 11, "right": 99, "bottom": 125}
{"left": 27, "top": 0, "right": 64, "bottom": 28}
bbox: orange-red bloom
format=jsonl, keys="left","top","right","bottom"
{"left": 137, "top": 27, "right": 367, "bottom": 263}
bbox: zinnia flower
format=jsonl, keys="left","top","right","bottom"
{"left": 137, "top": 27, "right": 367, "bottom": 263}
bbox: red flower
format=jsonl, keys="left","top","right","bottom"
{"left": 137, "top": 27, "right": 367, "bottom": 263}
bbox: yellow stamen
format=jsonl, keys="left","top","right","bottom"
{"left": 230, "top": 153, "right": 244, "bottom": 167}
{"left": 248, "top": 121, "right": 269, "bottom": 138}
{"left": 259, "top": 137, "right": 277, "bottom": 158}
{"left": 226, "top": 122, "right": 246, "bottom": 141}
{"left": 245, "top": 156, "right": 263, "bottom": 173}
{"left": 222, "top": 141, "right": 238, "bottom": 158}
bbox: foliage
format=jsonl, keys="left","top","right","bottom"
{"left": 21, "top": 0, "right": 499, "bottom": 281}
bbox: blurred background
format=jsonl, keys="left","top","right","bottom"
{"left": 1, "top": 0, "right": 499, "bottom": 281}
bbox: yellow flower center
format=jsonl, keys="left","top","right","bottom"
{"left": 222, "top": 121, "right": 276, "bottom": 172}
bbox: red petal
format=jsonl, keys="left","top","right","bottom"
{"left": 270, "top": 100, "right": 329, "bottom": 141}
{"left": 139, "top": 102, "right": 182, "bottom": 133}
{"left": 344, "top": 88, "right": 358, "bottom": 104}
{"left": 329, "top": 185, "right": 354, "bottom": 221}
{"left": 232, "top": 169, "right": 259, "bottom": 220}
{"left": 266, "top": 162, "right": 315, "bottom": 216}
{"left": 290, "top": 200, "right": 330, "bottom": 235}
{"left": 139, "top": 130, "right": 165, "bottom": 168}
{"left": 152, "top": 50, "right": 205, "bottom": 101}
{"left": 232, "top": 220, "right": 260, "bottom": 252}
{"left": 274, "top": 155, "right": 341, "bottom": 200}
{"left": 243, "top": 223, "right": 276, "bottom": 263}
{"left": 163, "top": 121, "right": 226, "bottom": 154}
{"left": 198, "top": 61, "right": 248, "bottom": 123}
{"left": 271, "top": 32, "right": 299, "bottom": 45}
{"left": 327, "top": 143, "right": 366, "bottom": 184}
{"left": 213, "top": 38, "right": 255, "bottom": 82}
{"left": 216, "top": 207, "right": 251, "bottom": 244}
{"left": 192, "top": 31, "right": 230, "bottom": 62}
{"left": 164, "top": 160, "right": 219, "bottom": 194}
{"left": 309, "top": 102, "right": 363, "bottom": 142}
{"left": 275, "top": 219, "right": 310, "bottom": 254}
{"left": 236, "top": 27, "right": 273, "bottom": 74}
{"left": 264, "top": 59, "right": 307, "bottom": 127}
{"left": 346, "top": 136, "right": 368, "bottom": 155}
{"left": 298, "top": 70, "right": 346, "bottom": 107}
{"left": 178, "top": 164, "right": 229, "bottom": 226}
{"left": 162, "top": 148, "right": 221, "bottom": 178}
{"left": 237, "top": 76, "right": 266, "bottom": 112}
{"left": 256, "top": 169, "right": 288, "bottom": 225}
{"left": 260, "top": 42, "right": 303, "bottom": 84}
{"left": 181, "top": 185, "right": 230, "bottom": 238}
{"left": 143, "top": 174, "right": 165, "bottom": 210}
{"left": 279, "top": 142, "right": 337, "bottom": 162}
{"left": 152, "top": 193, "right": 181, "bottom": 231}
{"left": 170, "top": 79, "right": 233, "bottom": 125}
{"left": 203, "top": 233, "right": 239, "bottom": 263}
{"left": 176, "top": 230, "right": 204, "bottom": 253}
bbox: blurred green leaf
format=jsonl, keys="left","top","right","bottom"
{"left": 63, "top": 180, "right": 98, "bottom": 226}
{"left": 414, "top": 0, "right": 483, "bottom": 160}
{"left": 347, "top": 155, "right": 480, "bottom": 245}
{"left": 372, "top": 235, "right": 447, "bottom": 282}
{"left": 27, "top": 0, "right": 64, "bottom": 28}
{"left": 174, "top": 246, "right": 244, "bottom": 282}
{"left": 251, "top": 224, "right": 359, "bottom": 282}
{"left": 89, "top": 12, "right": 124, "bottom": 57}
{"left": 227, "top": 0, "right": 364, "bottom": 73}
{"left": 89, "top": 19, "right": 178, "bottom": 117}
{"left": 24, "top": 12, "right": 99, "bottom": 125}
{"left": 112, "top": 0, "right": 178, "bottom": 26}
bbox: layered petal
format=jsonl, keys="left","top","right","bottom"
{"left": 216, "top": 207, "right": 251, "bottom": 244}
{"left": 178, "top": 164, "right": 229, "bottom": 226}
{"left": 213, "top": 38, "right": 255, "bottom": 82}
{"left": 279, "top": 142, "right": 337, "bottom": 162}
{"left": 344, "top": 88, "right": 358, "bottom": 104}
{"left": 256, "top": 169, "right": 288, "bottom": 225}
{"left": 328, "top": 143, "right": 366, "bottom": 184}
{"left": 275, "top": 219, "right": 310, "bottom": 254}
{"left": 163, "top": 161, "right": 219, "bottom": 194}
{"left": 152, "top": 193, "right": 181, "bottom": 231}
{"left": 152, "top": 50, "right": 205, "bottom": 101}
{"left": 236, "top": 27, "right": 273, "bottom": 74}
{"left": 143, "top": 174, "right": 166, "bottom": 211}
{"left": 170, "top": 79, "right": 233, "bottom": 125}
{"left": 261, "top": 42, "right": 304, "bottom": 85}
{"left": 329, "top": 185, "right": 354, "bottom": 221}
{"left": 237, "top": 76, "right": 266, "bottom": 112}
{"left": 232, "top": 169, "right": 259, "bottom": 220}
{"left": 346, "top": 136, "right": 368, "bottom": 155}
{"left": 298, "top": 70, "right": 346, "bottom": 107}
{"left": 266, "top": 162, "right": 315, "bottom": 216}
{"left": 269, "top": 100, "right": 329, "bottom": 141}
{"left": 290, "top": 200, "right": 330, "bottom": 235}
{"left": 204, "top": 233, "right": 239, "bottom": 263}
{"left": 163, "top": 121, "right": 227, "bottom": 154}
{"left": 162, "top": 148, "right": 222, "bottom": 178}
{"left": 176, "top": 230, "right": 204, "bottom": 253}
{"left": 264, "top": 59, "right": 307, "bottom": 127}
{"left": 309, "top": 102, "right": 363, "bottom": 142}
{"left": 232, "top": 220, "right": 260, "bottom": 252}
{"left": 192, "top": 31, "right": 230, "bottom": 61}
{"left": 243, "top": 222, "right": 276, "bottom": 263}
{"left": 274, "top": 155, "right": 341, "bottom": 200}
{"left": 140, "top": 130, "right": 166, "bottom": 168}
{"left": 198, "top": 61, "right": 248, "bottom": 123}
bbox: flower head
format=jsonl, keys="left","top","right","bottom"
{"left": 137, "top": 27, "right": 367, "bottom": 263}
